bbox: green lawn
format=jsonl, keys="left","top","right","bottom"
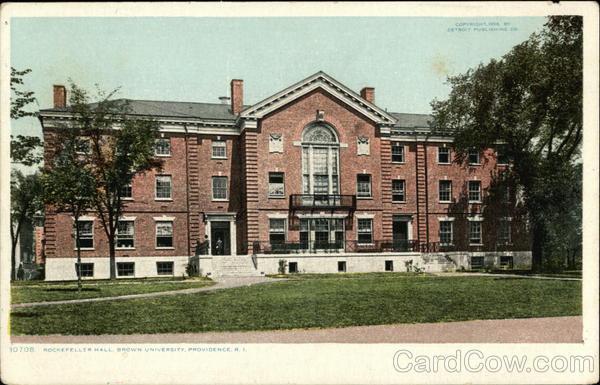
{"left": 463, "top": 269, "right": 583, "bottom": 278}
{"left": 11, "top": 275, "right": 581, "bottom": 335}
{"left": 11, "top": 279, "right": 215, "bottom": 304}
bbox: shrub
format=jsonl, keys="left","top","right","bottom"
{"left": 278, "top": 259, "right": 287, "bottom": 275}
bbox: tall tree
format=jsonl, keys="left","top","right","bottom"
{"left": 10, "top": 171, "right": 43, "bottom": 280}
{"left": 42, "top": 138, "right": 96, "bottom": 291}
{"left": 53, "top": 83, "right": 162, "bottom": 279}
{"left": 10, "top": 67, "right": 42, "bottom": 166}
{"left": 430, "top": 16, "right": 582, "bottom": 272}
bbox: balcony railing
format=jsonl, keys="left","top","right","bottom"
{"left": 250, "top": 240, "right": 525, "bottom": 255}
{"left": 290, "top": 194, "right": 356, "bottom": 210}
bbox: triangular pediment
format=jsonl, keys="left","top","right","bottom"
{"left": 240, "top": 72, "right": 397, "bottom": 127}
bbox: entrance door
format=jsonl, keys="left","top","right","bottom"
{"left": 211, "top": 221, "right": 231, "bottom": 255}
{"left": 393, "top": 220, "right": 409, "bottom": 251}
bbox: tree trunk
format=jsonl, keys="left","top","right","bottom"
{"left": 10, "top": 220, "right": 22, "bottom": 281}
{"left": 531, "top": 221, "right": 546, "bottom": 273}
{"left": 109, "top": 237, "right": 116, "bottom": 279}
{"left": 75, "top": 219, "right": 82, "bottom": 292}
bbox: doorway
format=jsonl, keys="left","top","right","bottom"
{"left": 211, "top": 221, "right": 231, "bottom": 255}
{"left": 393, "top": 219, "right": 409, "bottom": 251}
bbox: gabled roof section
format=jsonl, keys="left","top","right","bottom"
{"left": 240, "top": 71, "right": 398, "bottom": 126}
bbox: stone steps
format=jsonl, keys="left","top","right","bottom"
{"left": 211, "top": 256, "right": 263, "bottom": 277}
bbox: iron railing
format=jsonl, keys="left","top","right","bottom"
{"left": 289, "top": 194, "right": 356, "bottom": 210}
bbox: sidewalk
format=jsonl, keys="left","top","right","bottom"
{"left": 11, "top": 316, "right": 583, "bottom": 344}
{"left": 11, "top": 276, "right": 288, "bottom": 309}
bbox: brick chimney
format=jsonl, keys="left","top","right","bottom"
{"left": 230, "top": 79, "right": 243, "bottom": 115}
{"left": 53, "top": 85, "right": 67, "bottom": 109}
{"left": 360, "top": 87, "right": 375, "bottom": 104}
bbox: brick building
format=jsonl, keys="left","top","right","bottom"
{"left": 39, "top": 72, "right": 531, "bottom": 280}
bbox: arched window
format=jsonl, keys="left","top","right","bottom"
{"left": 301, "top": 124, "right": 339, "bottom": 195}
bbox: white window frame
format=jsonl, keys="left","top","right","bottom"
{"left": 392, "top": 179, "right": 405, "bottom": 203}
{"left": 468, "top": 219, "right": 483, "bottom": 246}
{"left": 468, "top": 150, "right": 480, "bottom": 165}
{"left": 120, "top": 182, "right": 133, "bottom": 201}
{"left": 391, "top": 142, "right": 405, "bottom": 163}
{"left": 269, "top": 218, "right": 287, "bottom": 244}
{"left": 268, "top": 172, "right": 285, "bottom": 198}
{"left": 74, "top": 219, "right": 94, "bottom": 250}
{"left": 156, "top": 221, "right": 174, "bottom": 249}
{"left": 155, "top": 138, "right": 171, "bottom": 157}
{"left": 498, "top": 218, "right": 512, "bottom": 245}
{"left": 468, "top": 180, "right": 481, "bottom": 203}
{"left": 156, "top": 261, "right": 174, "bottom": 275}
{"left": 75, "top": 262, "right": 94, "bottom": 278}
{"left": 357, "top": 174, "right": 372, "bottom": 198}
{"left": 116, "top": 220, "right": 135, "bottom": 250}
{"left": 439, "top": 180, "right": 452, "bottom": 203}
{"left": 212, "top": 176, "right": 228, "bottom": 201}
{"left": 438, "top": 146, "right": 450, "bottom": 164}
{"left": 439, "top": 220, "right": 454, "bottom": 246}
{"left": 211, "top": 140, "right": 227, "bottom": 159}
{"left": 117, "top": 262, "right": 135, "bottom": 277}
{"left": 357, "top": 218, "right": 373, "bottom": 245}
{"left": 155, "top": 175, "right": 172, "bottom": 200}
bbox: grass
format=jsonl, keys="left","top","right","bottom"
{"left": 12, "top": 276, "right": 198, "bottom": 287}
{"left": 11, "top": 279, "right": 215, "bottom": 304}
{"left": 463, "top": 269, "right": 582, "bottom": 278}
{"left": 266, "top": 271, "right": 433, "bottom": 279}
{"left": 10, "top": 276, "right": 581, "bottom": 335}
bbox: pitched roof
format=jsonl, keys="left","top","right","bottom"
{"left": 390, "top": 112, "right": 433, "bottom": 129}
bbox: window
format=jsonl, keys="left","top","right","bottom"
{"left": 385, "top": 260, "right": 394, "bottom": 272}
{"left": 302, "top": 125, "right": 339, "bottom": 196}
{"left": 439, "top": 221, "right": 453, "bottom": 245}
{"left": 392, "top": 142, "right": 405, "bottom": 163}
{"left": 357, "top": 174, "right": 372, "bottom": 198}
{"left": 498, "top": 219, "right": 511, "bottom": 244}
{"left": 120, "top": 183, "right": 132, "bottom": 200}
{"left": 117, "top": 262, "right": 135, "bottom": 277}
{"left": 211, "top": 140, "right": 227, "bottom": 159}
{"left": 500, "top": 256, "right": 514, "bottom": 268}
{"left": 75, "top": 263, "right": 94, "bottom": 277}
{"left": 155, "top": 138, "right": 171, "bottom": 156}
{"left": 392, "top": 180, "right": 405, "bottom": 202}
{"left": 156, "top": 261, "right": 174, "bottom": 275}
{"left": 468, "top": 150, "right": 480, "bottom": 165}
{"left": 438, "top": 147, "right": 450, "bottom": 164}
{"left": 497, "top": 147, "right": 509, "bottom": 165}
{"left": 155, "top": 175, "right": 172, "bottom": 200}
{"left": 268, "top": 172, "right": 285, "bottom": 198}
{"left": 439, "top": 180, "right": 452, "bottom": 202}
{"left": 116, "top": 220, "right": 135, "bottom": 249}
{"left": 269, "top": 219, "right": 286, "bottom": 244}
{"left": 75, "top": 137, "right": 91, "bottom": 155}
{"left": 469, "top": 220, "right": 483, "bottom": 245}
{"left": 288, "top": 262, "right": 298, "bottom": 274}
{"left": 156, "top": 221, "right": 173, "bottom": 248}
{"left": 471, "top": 256, "right": 484, "bottom": 269}
{"left": 75, "top": 220, "right": 94, "bottom": 249}
{"left": 212, "top": 176, "right": 228, "bottom": 200}
{"left": 338, "top": 261, "right": 347, "bottom": 272}
{"left": 468, "top": 181, "right": 481, "bottom": 202}
{"left": 357, "top": 218, "right": 373, "bottom": 244}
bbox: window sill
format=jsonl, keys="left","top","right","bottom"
{"left": 155, "top": 154, "right": 171, "bottom": 158}
{"left": 392, "top": 201, "right": 406, "bottom": 204}
{"left": 468, "top": 201, "right": 482, "bottom": 204}
{"left": 439, "top": 200, "right": 452, "bottom": 204}
{"left": 155, "top": 198, "right": 173, "bottom": 201}
{"left": 122, "top": 198, "right": 134, "bottom": 201}
{"left": 212, "top": 199, "right": 229, "bottom": 202}
{"left": 469, "top": 243, "right": 484, "bottom": 246}
{"left": 74, "top": 248, "right": 95, "bottom": 251}
{"left": 468, "top": 163, "right": 481, "bottom": 166}
{"left": 391, "top": 161, "right": 406, "bottom": 164}
{"left": 357, "top": 196, "right": 373, "bottom": 200}
{"left": 211, "top": 157, "right": 228, "bottom": 160}
{"left": 440, "top": 243, "right": 454, "bottom": 247}
{"left": 156, "top": 247, "right": 175, "bottom": 250}
{"left": 438, "top": 162, "right": 451, "bottom": 165}
{"left": 268, "top": 196, "right": 286, "bottom": 199}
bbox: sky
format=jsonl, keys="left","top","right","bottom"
{"left": 10, "top": 16, "right": 547, "bottom": 172}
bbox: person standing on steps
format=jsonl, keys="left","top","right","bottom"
{"left": 215, "top": 237, "right": 223, "bottom": 256}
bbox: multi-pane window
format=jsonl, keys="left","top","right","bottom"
{"left": 116, "top": 220, "right": 135, "bottom": 249}
{"left": 357, "top": 174, "right": 372, "bottom": 198}
{"left": 75, "top": 220, "right": 94, "bottom": 249}
{"left": 211, "top": 140, "right": 227, "bottom": 159}
{"left": 268, "top": 172, "right": 285, "bottom": 197}
{"left": 76, "top": 137, "right": 91, "bottom": 155}
{"left": 155, "top": 138, "right": 171, "bottom": 156}
{"left": 156, "top": 261, "right": 174, "bottom": 275}
{"left": 500, "top": 256, "right": 513, "bottom": 268}
{"left": 156, "top": 175, "right": 172, "bottom": 199}
{"left": 468, "top": 181, "right": 481, "bottom": 202}
{"left": 439, "top": 180, "right": 452, "bottom": 202}
{"left": 391, "top": 142, "right": 405, "bottom": 163}
{"left": 302, "top": 125, "right": 339, "bottom": 196}
{"left": 392, "top": 180, "right": 405, "bottom": 202}
{"left": 120, "top": 183, "right": 132, "bottom": 200}
{"left": 75, "top": 263, "right": 94, "bottom": 277}
{"left": 469, "top": 221, "right": 483, "bottom": 245}
{"left": 156, "top": 221, "right": 173, "bottom": 248}
{"left": 117, "top": 262, "right": 135, "bottom": 277}
{"left": 498, "top": 219, "right": 511, "bottom": 244}
{"left": 438, "top": 147, "right": 450, "bottom": 164}
{"left": 357, "top": 218, "right": 373, "bottom": 244}
{"left": 468, "top": 150, "right": 480, "bottom": 165}
{"left": 212, "top": 176, "right": 228, "bottom": 200}
{"left": 269, "top": 219, "right": 286, "bottom": 244}
{"left": 439, "top": 221, "right": 453, "bottom": 245}
{"left": 471, "top": 256, "right": 484, "bottom": 269}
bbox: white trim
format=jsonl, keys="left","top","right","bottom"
{"left": 267, "top": 213, "right": 289, "bottom": 219}
{"left": 437, "top": 217, "right": 455, "bottom": 221}
{"left": 296, "top": 213, "right": 348, "bottom": 219}
{"left": 467, "top": 215, "right": 484, "bottom": 221}
{"left": 356, "top": 213, "right": 376, "bottom": 219}
{"left": 154, "top": 216, "right": 175, "bottom": 221}
{"left": 119, "top": 216, "right": 137, "bottom": 221}
{"left": 72, "top": 216, "right": 95, "bottom": 221}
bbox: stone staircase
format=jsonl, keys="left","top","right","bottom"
{"left": 211, "top": 256, "right": 263, "bottom": 277}
{"left": 421, "top": 253, "right": 457, "bottom": 272}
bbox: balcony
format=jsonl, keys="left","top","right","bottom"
{"left": 290, "top": 194, "right": 356, "bottom": 210}
{"left": 252, "top": 240, "right": 419, "bottom": 254}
